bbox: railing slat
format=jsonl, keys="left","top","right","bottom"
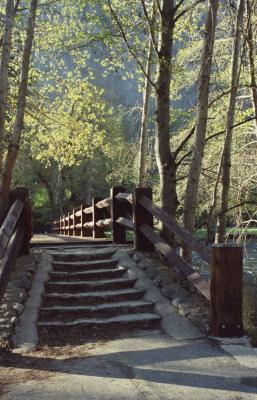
{"left": 139, "top": 195, "right": 210, "bottom": 264}
{"left": 115, "top": 192, "right": 133, "bottom": 204}
{"left": 96, "top": 218, "right": 112, "bottom": 227}
{"left": 83, "top": 206, "right": 93, "bottom": 214}
{"left": 140, "top": 223, "right": 210, "bottom": 300}
{"left": 116, "top": 217, "right": 134, "bottom": 230}
{"left": 96, "top": 197, "right": 111, "bottom": 209}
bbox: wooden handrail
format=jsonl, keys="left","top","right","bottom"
{"left": 115, "top": 192, "right": 133, "bottom": 204}
{"left": 96, "top": 197, "right": 111, "bottom": 209}
{"left": 83, "top": 206, "right": 93, "bottom": 214}
{"left": 0, "top": 199, "right": 24, "bottom": 258}
{"left": 139, "top": 195, "right": 210, "bottom": 264}
{"left": 116, "top": 217, "right": 134, "bottom": 230}
{"left": 140, "top": 223, "right": 210, "bottom": 300}
{"left": 0, "top": 226, "right": 24, "bottom": 301}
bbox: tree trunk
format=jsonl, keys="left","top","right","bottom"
{"left": 246, "top": 0, "right": 257, "bottom": 136}
{"left": 182, "top": 0, "right": 219, "bottom": 262}
{"left": 215, "top": 0, "right": 245, "bottom": 243}
{"left": 138, "top": 1, "right": 156, "bottom": 187}
{"left": 0, "top": 0, "right": 14, "bottom": 176}
{"left": 155, "top": 0, "right": 177, "bottom": 242}
{"left": 0, "top": 0, "right": 38, "bottom": 219}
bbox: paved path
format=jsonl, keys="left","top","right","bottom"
{"left": 2, "top": 242, "right": 257, "bottom": 399}
{"left": 2, "top": 330, "right": 257, "bottom": 400}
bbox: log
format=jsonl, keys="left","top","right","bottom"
{"left": 210, "top": 244, "right": 243, "bottom": 337}
{"left": 140, "top": 223, "right": 210, "bottom": 300}
{"left": 139, "top": 195, "right": 210, "bottom": 263}
{"left": 84, "top": 221, "right": 94, "bottom": 228}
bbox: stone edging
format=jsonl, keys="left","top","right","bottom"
{"left": 0, "top": 252, "right": 40, "bottom": 346}
{"left": 12, "top": 252, "right": 53, "bottom": 353}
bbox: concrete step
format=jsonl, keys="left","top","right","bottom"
{"left": 45, "top": 278, "right": 137, "bottom": 293}
{"left": 39, "top": 300, "right": 155, "bottom": 321}
{"left": 37, "top": 312, "right": 161, "bottom": 329}
{"left": 42, "top": 288, "right": 145, "bottom": 306}
{"left": 52, "top": 249, "right": 115, "bottom": 262}
{"left": 50, "top": 266, "right": 127, "bottom": 281}
{"left": 52, "top": 259, "right": 118, "bottom": 271}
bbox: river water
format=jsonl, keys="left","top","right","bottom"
{"left": 192, "top": 241, "right": 257, "bottom": 333}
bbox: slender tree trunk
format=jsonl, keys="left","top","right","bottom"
{"left": 138, "top": 2, "right": 156, "bottom": 187}
{"left": 0, "top": 0, "right": 14, "bottom": 176}
{"left": 0, "top": 0, "right": 38, "bottom": 219}
{"left": 155, "top": 0, "right": 178, "bottom": 242}
{"left": 215, "top": 0, "right": 245, "bottom": 243}
{"left": 182, "top": 0, "right": 218, "bottom": 262}
{"left": 246, "top": 0, "right": 257, "bottom": 136}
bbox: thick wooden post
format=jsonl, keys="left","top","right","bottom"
{"left": 9, "top": 187, "right": 32, "bottom": 255}
{"left": 210, "top": 244, "right": 243, "bottom": 337}
{"left": 111, "top": 186, "right": 126, "bottom": 244}
{"left": 133, "top": 188, "right": 154, "bottom": 251}
{"left": 92, "top": 198, "right": 104, "bottom": 238}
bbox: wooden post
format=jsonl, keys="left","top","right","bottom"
{"left": 210, "top": 244, "right": 243, "bottom": 337}
{"left": 59, "top": 217, "right": 61, "bottom": 234}
{"left": 9, "top": 187, "right": 32, "bottom": 255}
{"left": 81, "top": 205, "right": 91, "bottom": 237}
{"left": 111, "top": 186, "right": 126, "bottom": 244}
{"left": 92, "top": 198, "right": 104, "bottom": 238}
{"left": 133, "top": 188, "right": 154, "bottom": 251}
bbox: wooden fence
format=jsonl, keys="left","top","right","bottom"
{"left": 0, "top": 187, "right": 32, "bottom": 301}
{"left": 53, "top": 186, "right": 243, "bottom": 338}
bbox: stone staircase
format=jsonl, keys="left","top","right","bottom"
{"left": 37, "top": 248, "right": 161, "bottom": 343}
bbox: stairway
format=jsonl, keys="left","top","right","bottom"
{"left": 37, "top": 248, "right": 161, "bottom": 344}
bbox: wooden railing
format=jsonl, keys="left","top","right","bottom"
{"left": 53, "top": 186, "right": 243, "bottom": 338}
{"left": 0, "top": 187, "right": 32, "bottom": 301}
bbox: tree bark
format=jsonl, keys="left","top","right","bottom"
{"left": 246, "top": 0, "right": 257, "bottom": 136}
{"left": 0, "top": 0, "right": 14, "bottom": 176}
{"left": 0, "top": 0, "right": 38, "bottom": 219}
{"left": 182, "top": 0, "right": 219, "bottom": 262}
{"left": 215, "top": 0, "right": 245, "bottom": 243}
{"left": 138, "top": 1, "right": 156, "bottom": 187}
{"left": 155, "top": 0, "right": 178, "bottom": 243}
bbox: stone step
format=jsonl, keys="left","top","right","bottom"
{"left": 45, "top": 278, "right": 137, "bottom": 293}
{"left": 50, "top": 266, "right": 127, "bottom": 281}
{"left": 52, "top": 249, "right": 115, "bottom": 262}
{"left": 52, "top": 259, "right": 118, "bottom": 271}
{"left": 42, "top": 288, "right": 145, "bottom": 306}
{"left": 37, "top": 312, "right": 161, "bottom": 330}
{"left": 39, "top": 300, "right": 155, "bottom": 321}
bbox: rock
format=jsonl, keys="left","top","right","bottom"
{"left": 13, "top": 303, "right": 24, "bottom": 315}
{"left": 178, "top": 302, "right": 193, "bottom": 317}
{"left": 132, "top": 252, "right": 142, "bottom": 262}
{"left": 171, "top": 293, "right": 190, "bottom": 308}
{"left": 138, "top": 260, "right": 151, "bottom": 270}
{"left": 18, "top": 277, "right": 31, "bottom": 290}
{"left": 153, "top": 272, "right": 171, "bottom": 288}
{"left": 19, "top": 290, "right": 28, "bottom": 303}
{"left": 161, "top": 285, "right": 180, "bottom": 300}
{"left": 145, "top": 265, "right": 158, "bottom": 279}
{"left": 10, "top": 316, "right": 19, "bottom": 326}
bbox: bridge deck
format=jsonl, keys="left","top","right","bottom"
{"left": 30, "top": 234, "right": 112, "bottom": 247}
